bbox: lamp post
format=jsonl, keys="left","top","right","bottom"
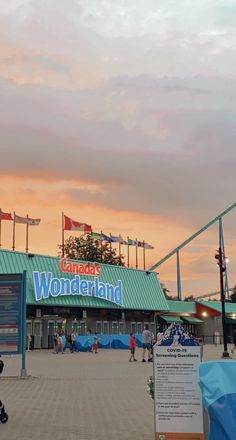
{"left": 215, "top": 247, "right": 230, "bottom": 358}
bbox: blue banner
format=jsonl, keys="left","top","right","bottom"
{"left": 199, "top": 361, "right": 236, "bottom": 440}
{"left": 75, "top": 334, "right": 142, "bottom": 351}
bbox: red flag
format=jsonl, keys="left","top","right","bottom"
{"left": 0, "top": 211, "right": 13, "bottom": 221}
{"left": 64, "top": 215, "right": 92, "bottom": 232}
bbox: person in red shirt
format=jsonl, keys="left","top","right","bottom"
{"left": 129, "top": 333, "right": 137, "bottom": 362}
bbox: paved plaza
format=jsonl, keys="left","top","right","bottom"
{"left": 0, "top": 344, "right": 235, "bottom": 440}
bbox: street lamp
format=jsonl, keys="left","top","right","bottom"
{"left": 215, "top": 247, "right": 230, "bottom": 358}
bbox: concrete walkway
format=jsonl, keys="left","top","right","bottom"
{"left": 0, "top": 344, "right": 235, "bottom": 440}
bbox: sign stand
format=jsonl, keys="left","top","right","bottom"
{"left": 153, "top": 325, "right": 204, "bottom": 440}
{"left": 0, "top": 271, "right": 27, "bottom": 377}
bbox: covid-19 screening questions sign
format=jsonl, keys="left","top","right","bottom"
{"left": 154, "top": 345, "right": 204, "bottom": 440}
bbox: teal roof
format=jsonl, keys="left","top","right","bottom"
{"left": 181, "top": 316, "right": 203, "bottom": 324}
{"left": 167, "top": 300, "right": 196, "bottom": 314}
{"left": 202, "top": 301, "right": 236, "bottom": 314}
{"left": 0, "top": 249, "right": 169, "bottom": 311}
{"left": 160, "top": 315, "right": 182, "bottom": 323}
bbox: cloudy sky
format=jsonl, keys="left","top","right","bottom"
{"left": 0, "top": 0, "right": 236, "bottom": 297}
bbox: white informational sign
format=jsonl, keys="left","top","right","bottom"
{"left": 154, "top": 345, "right": 204, "bottom": 440}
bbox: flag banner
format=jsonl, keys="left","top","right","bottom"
{"left": 14, "top": 214, "right": 29, "bottom": 224}
{"left": 143, "top": 242, "right": 154, "bottom": 250}
{"left": 110, "top": 235, "right": 127, "bottom": 245}
{"left": 14, "top": 214, "right": 40, "bottom": 225}
{"left": 127, "top": 238, "right": 137, "bottom": 246}
{"left": 0, "top": 211, "right": 13, "bottom": 221}
{"left": 128, "top": 239, "right": 143, "bottom": 247}
{"left": 90, "top": 232, "right": 106, "bottom": 241}
{"left": 27, "top": 218, "right": 41, "bottom": 226}
{"left": 64, "top": 215, "right": 92, "bottom": 232}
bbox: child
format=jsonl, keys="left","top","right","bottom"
{"left": 92, "top": 332, "right": 99, "bottom": 354}
{"left": 129, "top": 333, "right": 137, "bottom": 362}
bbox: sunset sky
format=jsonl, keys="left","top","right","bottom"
{"left": 0, "top": 0, "right": 236, "bottom": 297}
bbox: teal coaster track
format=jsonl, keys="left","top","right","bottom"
{"left": 148, "top": 202, "right": 236, "bottom": 300}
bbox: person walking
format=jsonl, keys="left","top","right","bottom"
{"left": 53, "top": 333, "right": 59, "bottom": 354}
{"left": 129, "top": 333, "right": 137, "bottom": 362}
{"left": 92, "top": 332, "right": 99, "bottom": 354}
{"left": 142, "top": 325, "right": 153, "bottom": 362}
{"left": 70, "top": 330, "right": 77, "bottom": 353}
{"left": 231, "top": 328, "right": 236, "bottom": 354}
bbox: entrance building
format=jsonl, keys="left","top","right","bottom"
{"left": 0, "top": 249, "right": 168, "bottom": 349}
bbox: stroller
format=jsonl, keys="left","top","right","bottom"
{"left": 0, "top": 358, "right": 8, "bottom": 423}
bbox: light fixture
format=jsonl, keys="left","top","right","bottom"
{"left": 202, "top": 312, "right": 207, "bottom": 317}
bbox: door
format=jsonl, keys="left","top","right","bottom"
{"left": 118, "top": 322, "right": 125, "bottom": 334}
{"left": 131, "top": 322, "right": 136, "bottom": 335}
{"left": 96, "top": 321, "right": 102, "bottom": 334}
{"left": 26, "top": 321, "right": 32, "bottom": 350}
{"left": 79, "top": 321, "right": 86, "bottom": 336}
{"left": 111, "top": 321, "right": 118, "bottom": 334}
{"left": 137, "top": 322, "right": 143, "bottom": 334}
{"left": 150, "top": 322, "right": 156, "bottom": 335}
{"left": 48, "top": 321, "right": 55, "bottom": 349}
{"left": 103, "top": 321, "right": 109, "bottom": 335}
{"left": 42, "top": 320, "right": 49, "bottom": 349}
{"left": 33, "top": 320, "right": 42, "bottom": 349}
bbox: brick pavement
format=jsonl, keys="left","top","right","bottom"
{"left": 0, "top": 344, "right": 235, "bottom": 440}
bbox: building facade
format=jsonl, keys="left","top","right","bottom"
{"left": 0, "top": 249, "right": 168, "bottom": 348}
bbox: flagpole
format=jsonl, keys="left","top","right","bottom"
{"left": 101, "top": 231, "right": 104, "bottom": 263}
{"left": 143, "top": 240, "right": 146, "bottom": 270}
{"left": 62, "top": 212, "right": 65, "bottom": 257}
{"left": 0, "top": 209, "right": 2, "bottom": 249}
{"left": 135, "top": 237, "right": 138, "bottom": 269}
{"left": 110, "top": 232, "right": 112, "bottom": 256}
{"left": 12, "top": 211, "right": 16, "bottom": 251}
{"left": 127, "top": 236, "right": 130, "bottom": 268}
{"left": 26, "top": 215, "right": 29, "bottom": 253}
{"left": 89, "top": 230, "right": 92, "bottom": 261}
{"left": 118, "top": 235, "right": 121, "bottom": 260}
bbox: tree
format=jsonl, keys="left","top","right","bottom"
{"left": 160, "top": 283, "right": 178, "bottom": 300}
{"left": 58, "top": 235, "right": 125, "bottom": 266}
{"left": 230, "top": 285, "right": 236, "bottom": 303}
{"left": 184, "top": 295, "right": 195, "bottom": 302}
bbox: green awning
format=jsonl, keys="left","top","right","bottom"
{"left": 226, "top": 317, "right": 236, "bottom": 324}
{"left": 182, "top": 316, "right": 203, "bottom": 324}
{"left": 160, "top": 315, "right": 182, "bottom": 323}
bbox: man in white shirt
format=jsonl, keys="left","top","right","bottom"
{"left": 141, "top": 325, "right": 153, "bottom": 362}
